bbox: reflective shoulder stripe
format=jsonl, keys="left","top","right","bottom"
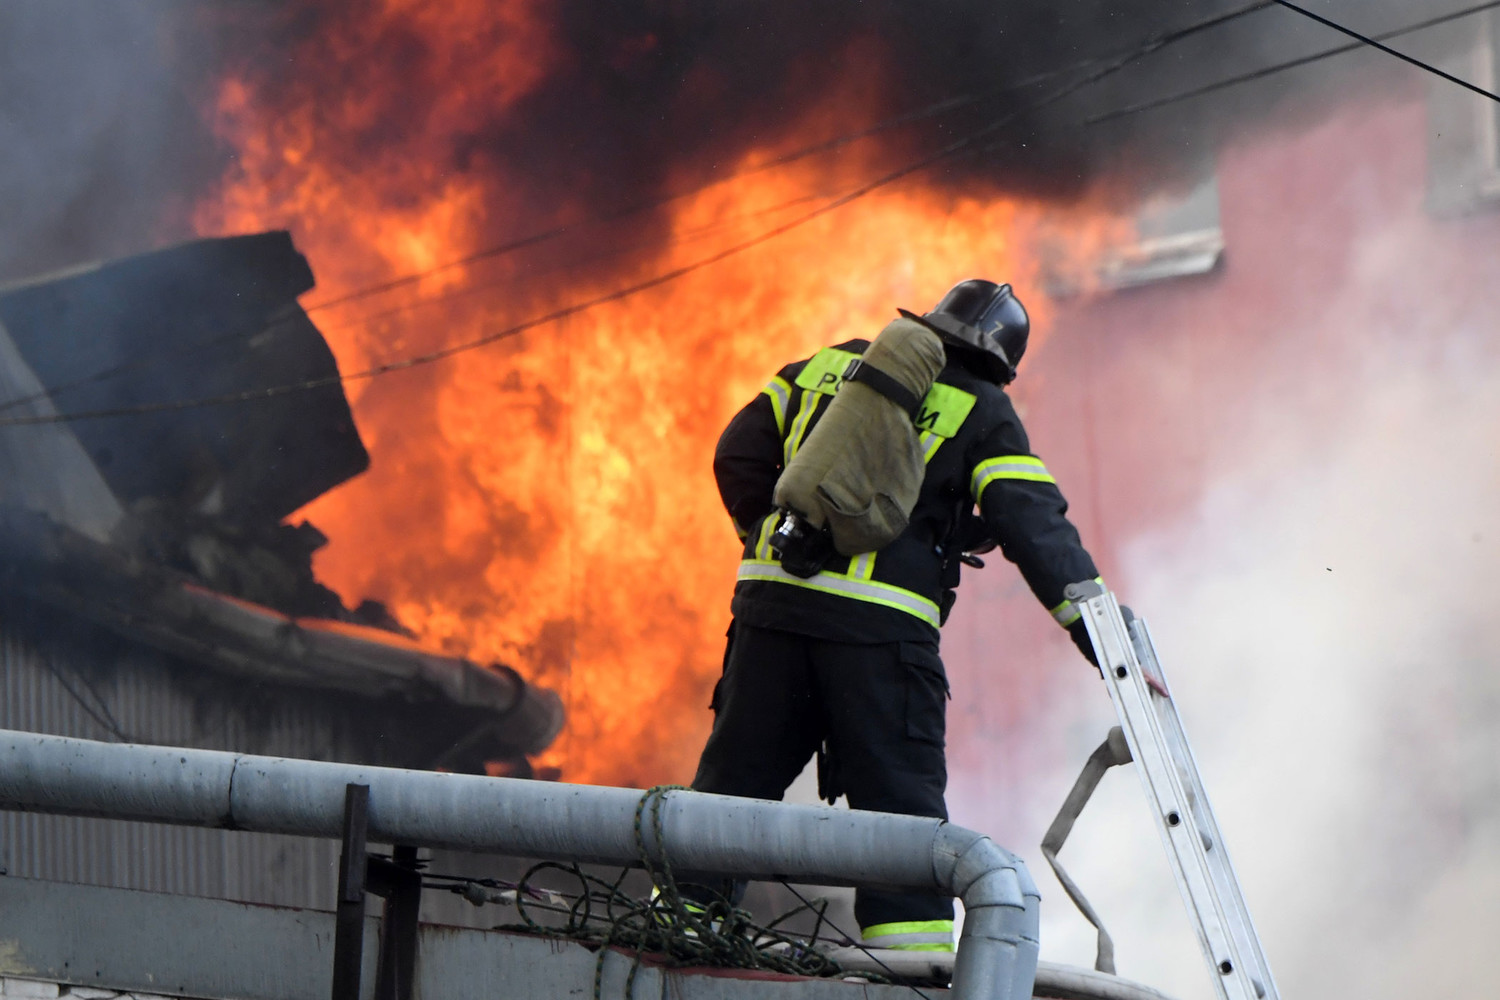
{"left": 862, "top": 919, "right": 955, "bottom": 951}
{"left": 760, "top": 376, "right": 792, "bottom": 436}
{"left": 971, "top": 454, "right": 1056, "bottom": 503}
{"left": 848, "top": 551, "right": 876, "bottom": 581}
{"left": 912, "top": 382, "right": 977, "bottom": 439}
{"left": 1050, "top": 576, "right": 1106, "bottom": 628}
{"left": 782, "top": 390, "right": 823, "bottom": 465}
{"left": 793, "top": 347, "right": 861, "bottom": 395}
{"left": 918, "top": 430, "right": 944, "bottom": 465}
{"left": 737, "top": 560, "right": 940, "bottom": 628}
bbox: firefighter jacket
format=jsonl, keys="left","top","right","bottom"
{"left": 715, "top": 337, "right": 1100, "bottom": 645}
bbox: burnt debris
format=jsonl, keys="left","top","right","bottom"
{"left": 0, "top": 232, "right": 563, "bottom": 773}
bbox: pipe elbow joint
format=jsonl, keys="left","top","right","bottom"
{"left": 934, "top": 824, "right": 1041, "bottom": 1000}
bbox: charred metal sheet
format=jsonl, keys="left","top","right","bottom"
{"left": 0, "top": 232, "right": 368, "bottom": 528}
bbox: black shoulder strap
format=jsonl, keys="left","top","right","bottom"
{"left": 841, "top": 358, "right": 922, "bottom": 417}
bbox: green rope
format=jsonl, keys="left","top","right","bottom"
{"left": 443, "top": 785, "right": 850, "bottom": 999}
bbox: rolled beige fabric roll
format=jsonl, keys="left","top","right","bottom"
{"left": 773, "top": 317, "right": 944, "bottom": 556}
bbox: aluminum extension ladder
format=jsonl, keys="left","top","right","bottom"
{"left": 1061, "top": 580, "right": 1280, "bottom": 1000}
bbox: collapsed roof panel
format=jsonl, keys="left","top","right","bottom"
{"left": 0, "top": 231, "right": 368, "bottom": 527}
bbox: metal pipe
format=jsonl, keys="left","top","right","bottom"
{"left": 0, "top": 728, "right": 1039, "bottom": 1000}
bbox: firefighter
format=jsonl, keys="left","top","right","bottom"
{"left": 690, "top": 279, "right": 1101, "bottom": 953}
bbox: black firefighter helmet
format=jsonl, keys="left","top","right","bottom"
{"left": 903, "top": 279, "right": 1030, "bottom": 385}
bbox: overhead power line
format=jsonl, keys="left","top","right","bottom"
{"left": 0, "top": 310, "right": 303, "bottom": 417}
{"left": 1272, "top": 0, "right": 1500, "bottom": 103}
{"left": 298, "top": 76, "right": 1060, "bottom": 317}
{"left": 0, "top": 1, "right": 1270, "bottom": 419}
{"left": 0, "top": 195, "right": 823, "bottom": 418}
{"left": 0, "top": 2, "right": 1273, "bottom": 429}
{"left": 1090, "top": 0, "right": 1500, "bottom": 125}
{"left": 316, "top": 191, "right": 831, "bottom": 335}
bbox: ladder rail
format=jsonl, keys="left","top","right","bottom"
{"left": 1074, "top": 586, "right": 1277, "bottom": 1000}
{"left": 1129, "top": 617, "right": 1281, "bottom": 1000}
{"left": 1080, "top": 596, "right": 1246, "bottom": 999}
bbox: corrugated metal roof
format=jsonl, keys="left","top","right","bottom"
{"left": 0, "top": 619, "right": 371, "bottom": 908}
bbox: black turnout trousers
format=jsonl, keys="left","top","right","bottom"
{"left": 690, "top": 621, "right": 954, "bottom": 930}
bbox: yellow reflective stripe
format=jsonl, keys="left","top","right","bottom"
{"left": 919, "top": 430, "right": 944, "bottom": 465}
{"left": 862, "top": 920, "right": 954, "bottom": 938}
{"left": 737, "top": 560, "right": 940, "bottom": 628}
{"left": 650, "top": 888, "right": 709, "bottom": 920}
{"left": 794, "top": 347, "right": 861, "bottom": 395}
{"left": 783, "top": 390, "right": 822, "bottom": 465}
{"left": 848, "top": 551, "right": 876, "bottom": 581}
{"left": 760, "top": 376, "right": 792, "bottom": 436}
{"left": 1050, "top": 598, "right": 1082, "bottom": 627}
{"left": 754, "top": 516, "right": 778, "bottom": 561}
{"left": 862, "top": 919, "right": 955, "bottom": 950}
{"left": 971, "top": 454, "right": 1056, "bottom": 503}
{"left": 1050, "top": 576, "right": 1105, "bottom": 628}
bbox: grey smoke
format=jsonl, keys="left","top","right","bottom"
{"left": 949, "top": 174, "right": 1500, "bottom": 998}
{"left": 0, "top": 1, "right": 232, "bottom": 281}
{"left": 1019, "top": 349, "right": 1500, "bottom": 997}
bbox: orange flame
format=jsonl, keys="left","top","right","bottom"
{"left": 192, "top": 5, "right": 1116, "bottom": 786}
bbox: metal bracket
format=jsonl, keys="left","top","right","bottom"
{"left": 369, "top": 846, "right": 423, "bottom": 1000}
{"left": 330, "top": 783, "right": 424, "bottom": 1000}
{"left": 332, "top": 784, "right": 370, "bottom": 1000}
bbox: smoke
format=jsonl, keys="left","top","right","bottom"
{"left": 206, "top": 0, "right": 1456, "bottom": 257}
{"left": 938, "top": 99, "right": 1500, "bottom": 997}
{"left": 0, "top": 1, "right": 233, "bottom": 281}
{"left": 1029, "top": 354, "right": 1500, "bottom": 998}
{"left": 2, "top": 1, "right": 1464, "bottom": 285}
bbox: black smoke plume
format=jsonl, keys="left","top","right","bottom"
{"left": 0, "top": 1, "right": 1461, "bottom": 282}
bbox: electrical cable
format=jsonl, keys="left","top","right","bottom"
{"left": 1272, "top": 0, "right": 1500, "bottom": 103}
{"left": 0, "top": 89, "right": 935, "bottom": 419}
{"left": 1089, "top": 0, "right": 1500, "bottom": 125}
{"left": 417, "top": 788, "right": 861, "bottom": 1000}
{"left": 0, "top": 308, "right": 304, "bottom": 416}
{"left": 0, "top": 2, "right": 1272, "bottom": 430}
{"left": 38, "top": 658, "right": 130, "bottom": 742}
{"left": 314, "top": 190, "right": 830, "bottom": 336}
{"left": 778, "top": 881, "right": 937, "bottom": 1000}
{"left": 0, "top": 195, "right": 821, "bottom": 417}
{"left": 0, "top": 1, "right": 1270, "bottom": 419}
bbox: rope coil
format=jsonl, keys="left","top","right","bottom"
{"left": 428, "top": 786, "right": 851, "bottom": 1000}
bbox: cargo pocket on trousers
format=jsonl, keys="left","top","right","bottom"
{"left": 900, "top": 641, "right": 949, "bottom": 748}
